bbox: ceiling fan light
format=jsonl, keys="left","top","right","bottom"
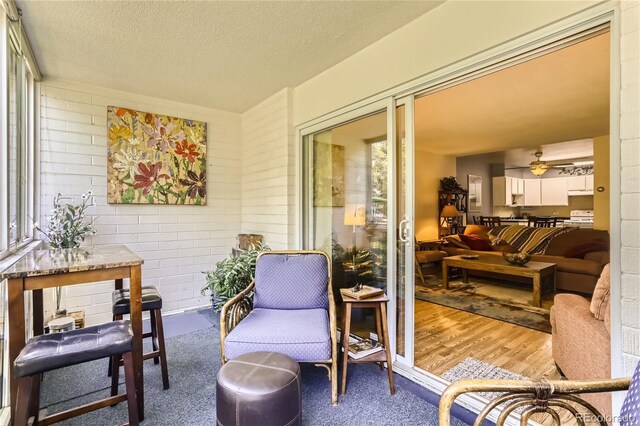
{"left": 530, "top": 164, "right": 548, "bottom": 176}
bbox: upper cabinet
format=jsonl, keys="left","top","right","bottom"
{"left": 492, "top": 177, "right": 524, "bottom": 206}
{"left": 523, "top": 179, "right": 541, "bottom": 206}
{"left": 567, "top": 175, "right": 594, "bottom": 195}
{"left": 540, "top": 177, "right": 569, "bottom": 206}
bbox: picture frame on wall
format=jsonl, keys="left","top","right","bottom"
{"left": 468, "top": 174, "right": 482, "bottom": 212}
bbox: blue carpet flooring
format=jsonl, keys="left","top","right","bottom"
{"left": 38, "top": 309, "right": 472, "bottom": 425}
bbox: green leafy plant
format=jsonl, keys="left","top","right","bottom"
{"left": 201, "top": 243, "right": 269, "bottom": 312}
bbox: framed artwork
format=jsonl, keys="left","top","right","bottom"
{"left": 313, "top": 142, "right": 345, "bottom": 207}
{"left": 107, "top": 106, "right": 207, "bottom": 205}
{"left": 468, "top": 174, "right": 482, "bottom": 212}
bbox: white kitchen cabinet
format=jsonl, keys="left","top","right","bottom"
{"left": 524, "top": 179, "right": 541, "bottom": 206}
{"left": 510, "top": 178, "right": 524, "bottom": 195}
{"left": 541, "top": 178, "right": 569, "bottom": 205}
{"left": 586, "top": 174, "right": 594, "bottom": 191}
{"left": 567, "top": 176, "right": 586, "bottom": 191}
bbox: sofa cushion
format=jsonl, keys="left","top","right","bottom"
{"left": 459, "top": 234, "right": 493, "bottom": 251}
{"left": 224, "top": 308, "right": 331, "bottom": 362}
{"left": 489, "top": 225, "right": 574, "bottom": 254}
{"left": 254, "top": 253, "right": 328, "bottom": 310}
{"left": 444, "top": 235, "right": 470, "bottom": 249}
{"left": 590, "top": 263, "right": 611, "bottom": 321}
{"left": 565, "top": 239, "right": 608, "bottom": 259}
{"left": 463, "top": 225, "right": 491, "bottom": 239}
{"left": 544, "top": 228, "right": 610, "bottom": 256}
{"left": 530, "top": 254, "right": 603, "bottom": 277}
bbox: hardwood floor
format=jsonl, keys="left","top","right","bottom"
{"left": 414, "top": 300, "right": 562, "bottom": 380}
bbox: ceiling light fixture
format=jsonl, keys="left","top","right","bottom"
{"left": 530, "top": 151, "right": 549, "bottom": 176}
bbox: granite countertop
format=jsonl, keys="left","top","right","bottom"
{"left": 1, "top": 245, "right": 143, "bottom": 279}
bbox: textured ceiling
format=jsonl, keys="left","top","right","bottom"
{"left": 18, "top": 0, "right": 442, "bottom": 112}
{"left": 414, "top": 32, "right": 610, "bottom": 155}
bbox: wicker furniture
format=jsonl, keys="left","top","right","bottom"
{"left": 442, "top": 255, "right": 556, "bottom": 308}
{"left": 438, "top": 376, "right": 631, "bottom": 425}
{"left": 220, "top": 250, "right": 338, "bottom": 405}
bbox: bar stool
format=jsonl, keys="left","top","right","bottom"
{"left": 13, "top": 321, "right": 139, "bottom": 426}
{"left": 109, "top": 285, "right": 169, "bottom": 393}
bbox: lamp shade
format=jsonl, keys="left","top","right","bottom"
{"left": 530, "top": 164, "right": 548, "bottom": 176}
{"left": 344, "top": 204, "right": 366, "bottom": 226}
{"left": 441, "top": 204, "right": 459, "bottom": 218}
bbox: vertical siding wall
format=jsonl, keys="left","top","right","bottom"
{"left": 39, "top": 81, "right": 242, "bottom": 325}
{"left": 620, "top": 1, "right": 640, "bottom": 374}
{"left": 240, "top": 88, "right": 295, "bottom": 249}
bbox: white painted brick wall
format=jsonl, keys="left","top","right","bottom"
{"left": 39, "top": 80, "right": 242, "bottom": 326}
{"left": 620, "top": 1, "right": 640, "bottom": 373}
{"left": 240, "top": 88, "right": 295, "bottom": 249}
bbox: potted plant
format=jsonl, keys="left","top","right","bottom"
{"left": 201, "top": 243, "right": 269, "bottom": 312}
{"left": 34, "top": 191, "right": 96, "bottom": 317}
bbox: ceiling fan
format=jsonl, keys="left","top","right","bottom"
{"left": 506, "top": 151, "right": 591, "bottom": 176}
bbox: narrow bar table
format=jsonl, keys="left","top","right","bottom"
{"left": 0, "top": 245, "right": 145, "bottom": 422}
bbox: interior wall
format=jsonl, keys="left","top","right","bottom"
{"left": 456, "top": 152, "right": 504, "bottom": 222}
{"left": 293, "top": 1, "right": 597, "bottom": 126}
{"left": 240, "top": 88, "right": 295, "bottom": 249}
{"left": 594, "top": 135, "right": 610, "bottom": 230}
{"left": 415, "top": 150, "right": 456, "bottom": 240}
{"left": 39, "top": 80, "right": 242, "bottom": 325}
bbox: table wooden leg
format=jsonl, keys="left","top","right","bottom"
{"left": 340, "top": 303, "right": 352, "bottom": 396}
{"left": 533, "top": 273, "right": 541, "bottom": 308}
{"left": 32, "top": 289, "right": 44, "bottom": 336}
{"left": 129, "top": 265, "right": 144, "bottom": 421}
{"left": 9, "top": 278, "right": 26, "bottom": 421}
{"left": 442, "top": 261, "right": 449, "bottom": 289}
{"left": 379, "top": 302, "right": 395, "bottom": 395}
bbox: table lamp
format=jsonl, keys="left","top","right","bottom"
{"left": 344, "top": 204, "right": 366, "bottom": 267}
{"left": 440, "top": 204, "right": 459, "bottom": 236}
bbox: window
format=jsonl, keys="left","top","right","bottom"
{"left": 1, "top": 12, "right": 35, "bottom": 259}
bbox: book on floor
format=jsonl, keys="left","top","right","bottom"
{"left": 341, "top": 285, "right": 384, "bottom": 300}
{"left": 348, "top": 337, "right": 382, "bottom": 359}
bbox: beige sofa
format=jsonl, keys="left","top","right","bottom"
{"left": 444, "top": 227, "right": 609, "bottom": 295}
{"left": 550, "top": 289, "right": 611, "bottom": 418}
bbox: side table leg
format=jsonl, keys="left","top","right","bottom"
{"left": 374, "top": 306, "right": 384, "bottom": 370}
{"left": 380, "top": 302, "right": 395, "bottom": 395}
{"left": 340, "top": 303, "right": 352, "bottom": 396}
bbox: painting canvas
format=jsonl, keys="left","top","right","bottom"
{"left": 313, "top": 142, "right": 345, "bottom": 207}
{"left": 107, "top": 106, "right": 207, "bottom": 205}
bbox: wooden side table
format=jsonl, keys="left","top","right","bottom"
{"left": 339, "top": 289, "right": 395, "bottom": 396}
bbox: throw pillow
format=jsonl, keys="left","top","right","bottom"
{"left": 458, "top": 234, "right": 494, "bottom": 251}
{"left": 463, "top": 225, "right": 491, "bottom": 239}
{"left": 444, "top": 235, "right": 470, "bottom": 249}
{"left": 565, "top": 239, "right": 608, "bottom": 259}
{"left": 590, "top": 263, "right": 610, "bottom": 321}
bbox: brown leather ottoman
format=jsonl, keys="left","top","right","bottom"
{"left": 217, "top": 351, "right": 301, "bottom": 426}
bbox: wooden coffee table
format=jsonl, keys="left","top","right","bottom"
{"left": 441, "top": 255, "right": 556, "bottom": 308}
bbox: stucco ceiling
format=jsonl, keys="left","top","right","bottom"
{"left": 18, "top": 0, "right": 442, "bottom": 112}
{"left": 414, "top": 32, "right": 610, "bottom": 155}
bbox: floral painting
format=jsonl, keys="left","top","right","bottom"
{"left": 107, "top": 106, "right": 207, "bottom": 205}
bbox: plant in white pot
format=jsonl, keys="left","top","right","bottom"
{"left": 34, "top": 191, "right": 96, "bottom": 317}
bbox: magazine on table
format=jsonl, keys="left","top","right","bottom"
{"left": 347, "top": 336, "right": 382, "bottom": 359}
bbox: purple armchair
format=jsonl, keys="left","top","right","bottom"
{"left": 220, "top": 251, "right": 338, "bottom": 405}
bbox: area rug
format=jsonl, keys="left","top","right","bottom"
{"left": 416, "top": 274, "right": 553, "bottom": 333}
{"left": 37, "top": 310, "right": 469, "bottom": 426}
{"left": 442, "top": 357, "right": 529, "bottom": 411}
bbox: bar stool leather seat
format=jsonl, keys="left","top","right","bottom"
{"left": 112, "top": 286, "right": 162, "bottom": 316}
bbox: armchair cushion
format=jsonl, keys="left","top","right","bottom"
{"left": 254, "top": 253, "right": 329, "bottom": 310}
{"left": 224, "top": 308, "right": 331, "bottom": 362}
